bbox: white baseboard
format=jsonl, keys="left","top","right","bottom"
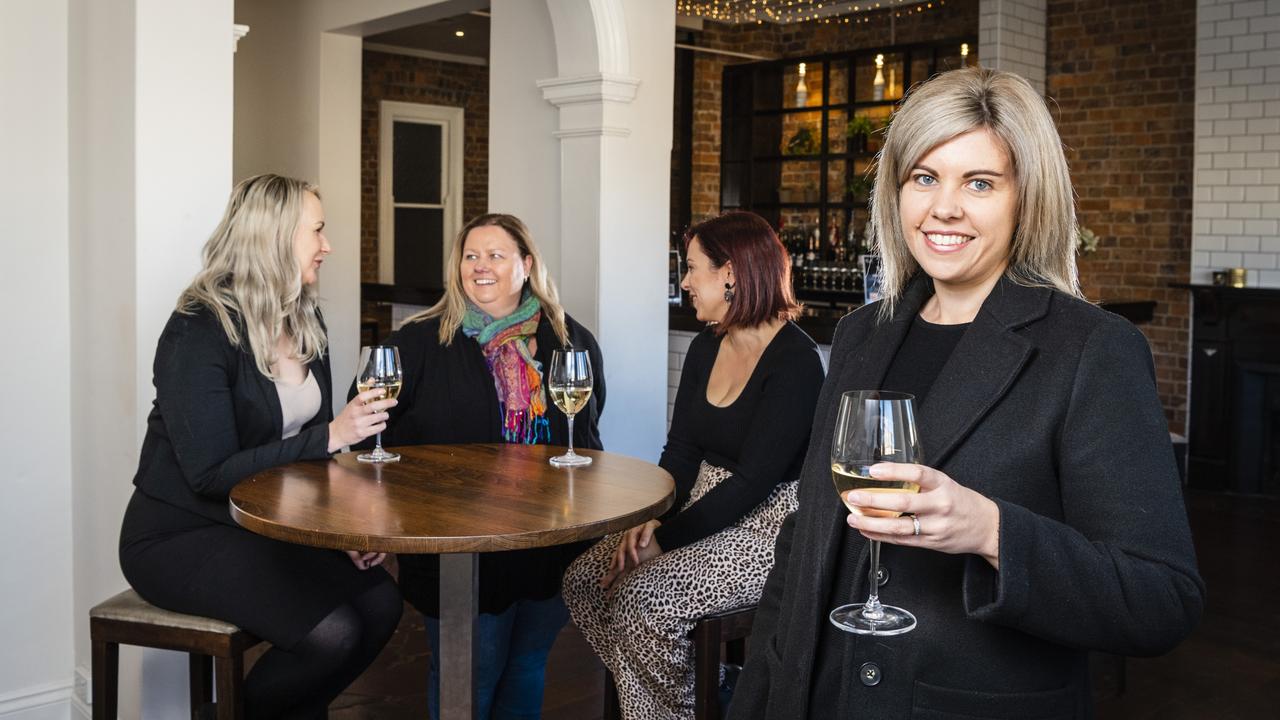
{"left": 0, "top": 679, "right": 72, "bottom": 719}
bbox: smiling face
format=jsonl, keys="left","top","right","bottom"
{"left": 681, "top": 237, "right": 734, "bottom": 324}
{"left": 898, "top": 127, "right": 1018, "bottom": 303}
{"left": 460, "top": 224, "right": 533, "bottom": 318}
{"left": 292, "top": 191, "right": 329, "bottom": 286}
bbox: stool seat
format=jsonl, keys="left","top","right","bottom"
{"left": 90, "top": 588, "right": 260, "bottom": 720}
{"left": 91, "top": 590, "right": 242, "bottom": 635}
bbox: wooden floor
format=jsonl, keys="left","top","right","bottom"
{"left": 331, "top": 490, "right": 1279, "bottom": 719}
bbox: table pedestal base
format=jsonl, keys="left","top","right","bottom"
{"left": 439, "top": 553, "right": 478, "bottom": 720}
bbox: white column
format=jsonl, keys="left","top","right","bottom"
{"left": 980, "top": 0, "right": 1047, "bottom": 93}
{"left": 490, "top": 0, "right": 673, "bottom": 461}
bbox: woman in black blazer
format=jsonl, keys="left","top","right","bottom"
{"left": 730, "top": 68, "right": 1204, "bottom": 720}
{"left": 120, "top": 174, "right": 403, "bottom": 719}
{"left": 358, "top": 213, "right": 605, "bottom": 720}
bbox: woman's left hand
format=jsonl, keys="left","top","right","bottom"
{"left": 599, "top": 520, "right": 663, "bottom": 591}
{"left": 346, "top": 550, "right": 387, "bottom": 570}
{"left": 843, "top": 462, "right": 1002, "bottom": 569}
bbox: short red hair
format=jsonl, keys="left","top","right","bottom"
{"left": 684, "top": 211, "right": 800, "bottom": 334}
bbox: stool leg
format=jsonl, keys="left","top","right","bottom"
{"left": 189, "top": 653, "right": 213, "bottom": 714}
{"left": 693, "top": 624, "right": 720, "bottom": 720}
{"left": 215, "top": 653, "right": 245, "bottom": 720}
{"left": 92, "top": 637, "right": 118, "bottom": 720}
{"left": 725, "top": 638, "right": 746, "bottom": 667}
{"left": 603, "top": 670, "right": 622, "bottom": 720}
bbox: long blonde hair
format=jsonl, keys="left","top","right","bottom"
{"left": 406, "top": 213, "right": 569, "bottom": 346}
{"left": 869, "top": 67, "right": 1082, "bottom": 318}
{"left": 177, "top": 173, "right": 327, "bottom": 378}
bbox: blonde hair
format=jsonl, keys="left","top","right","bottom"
{"left": 869, "top": 66, "right": 1082, "bottom": 317}
{"left": 406, "top": 213, "right": 569, "bottom": 346}
{"left": 177, "top": 173, "right": 327, "bottom": 378}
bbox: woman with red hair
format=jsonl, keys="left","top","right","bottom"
{"left": 563, "top": 211, "right": 825, "bottom": 719}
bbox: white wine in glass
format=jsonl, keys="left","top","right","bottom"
{"left": 548, "top": 348, "right": 593, "bottom": 467}
{"left": 356, "top": 345, "right": 403, "bottom": 463}
{"left": 829, "top": 390, "right": 921, "bottom": 636}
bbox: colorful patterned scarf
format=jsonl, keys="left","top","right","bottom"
{"left": 462, "top": 290, "right": 551, "bottom": 444}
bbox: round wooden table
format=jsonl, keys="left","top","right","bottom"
{"left": 229, "top": 443, "right": 674, "bottom": 720}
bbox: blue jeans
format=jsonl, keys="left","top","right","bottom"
{"left": 425, "top": 595, "right": 570, "bottom": 720}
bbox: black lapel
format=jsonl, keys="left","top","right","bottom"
{"left": 917, "top": 278, "right": 1051, "bottom": 467}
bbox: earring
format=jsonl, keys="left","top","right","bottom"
{"left": 724, "top": 282, "right": 735, "bottom": 303}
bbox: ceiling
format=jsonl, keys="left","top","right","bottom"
{"left": 364, "top": 10, "right": 490, "bottom": 61}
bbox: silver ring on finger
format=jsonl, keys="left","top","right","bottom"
{"left": 910, "top": 513, "right": 921, "bottom": 537}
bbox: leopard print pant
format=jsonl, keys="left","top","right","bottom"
{"left": 563, "top": 461, "right": 797, "bottom": 720}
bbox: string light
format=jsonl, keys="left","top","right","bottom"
{"left": 675, "top": 0, "right": 944, "bottom": 25}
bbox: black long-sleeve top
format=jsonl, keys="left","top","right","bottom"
{"left": 653, "top": 321, "right": 825, "bottom": 552}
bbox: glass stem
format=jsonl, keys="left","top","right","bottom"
{"left": 566, "top": 414, "right": 576, "bottom": 456}
{"left": 374, "top": 431, "right": 384, "bottom": 455}
{"left": 862, "top": 539, "right": 885, "bottom": 620}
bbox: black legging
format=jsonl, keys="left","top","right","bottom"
{"left": 243, "top": 579, "right": 403, "bottom": 719}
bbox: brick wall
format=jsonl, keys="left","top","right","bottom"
{"left": 1193, "top": 0, "right": 1280, "bottom": 287}
{"left": 1048, "top": 0, "right": 1196, "bottom": 432}
{"left": 361, "top": 50, "right": 488, "bottom": 283}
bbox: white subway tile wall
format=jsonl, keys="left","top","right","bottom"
{"left": 980, "top": 0, "right": 1047, "bottom": 93}
{"left": 1195, "top": 0, "right": 1280, "bottom": 287}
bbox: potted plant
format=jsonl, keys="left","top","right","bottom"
{"left": 848, "top": 174, "right": 874, "bottom": 204}
{"left": 785, "top": 125, "right": 820, "bottom": 156}
{"left": 846, "top": 115, "right": 876, "bottom": 154}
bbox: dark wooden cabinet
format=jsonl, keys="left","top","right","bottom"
{"left": 1180, "top": 284, "right": 1280, "bottom": 495}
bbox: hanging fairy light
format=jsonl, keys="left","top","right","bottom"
{"left": 675, "top": 0, "right": 943, "bottom": 25}
{"left": 960, "top": 42, "right": 970, "bottom": 66}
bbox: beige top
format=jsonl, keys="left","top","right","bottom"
{"left": 275, "top": 369, "right": 322, "bottom": 439}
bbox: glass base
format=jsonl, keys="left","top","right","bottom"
{"left": 357, "top": 448, "right": 400, "bottom": 463}
{"left": 829, "top": 602, "right": 916, "bottom": 636}
{"left": 549, "top": 451, "right": 592, "bottom": 467}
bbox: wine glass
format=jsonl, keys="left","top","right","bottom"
{"left": 548, "top": 348, "right": 593, "bottom": 467}
{"left": 356, "top": 345, "right": 403, "bottom": 464}
{"left": 829, "top": 390, "right": 922, "bottom": 635}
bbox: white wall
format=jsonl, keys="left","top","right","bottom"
{"left": 234, "top": 0, "right": 464, "bottom": 403}
{"left": 0, "top": 0, "right": 76, "bottom": 716}
{"left": 489, "top": 0, "right": 562, "bottom": 273}
{"left": 1193, "top": 0, "right": 1280, "bottom": 287}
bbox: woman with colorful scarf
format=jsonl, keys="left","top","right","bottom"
{"left": 355, "top": 213, "right": 605, "bottom": 720}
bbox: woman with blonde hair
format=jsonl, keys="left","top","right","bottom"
{"left": 730, "top": 67, "right": 1203, "bottom": 719}
{"left": 119, "top": 173, "right": 403, "bottom": 718}
{"left": 361, "top": 212, "right": 605, "bottom": 719}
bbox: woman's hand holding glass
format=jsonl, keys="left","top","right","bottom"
{"left": 598, "top": 519, "right": 663, "bottom": 592}
{"left": 843, "top": 462, "right": 1002, "bottom": 570}
{"left": 328, "top": 388, "right": 398, "bottom": 454}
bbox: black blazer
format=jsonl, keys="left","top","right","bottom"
{"left": 131, "top": 306, "right": 334, "bottom": 526}
{"left": 356, "top": 311, "right": 606, "bottom": 616}
{"left": 731, "top": 275, "right": 1204, "bottom": 720}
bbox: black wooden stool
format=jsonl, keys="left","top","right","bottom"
{"left": 90, "top": 589, "right": 261, "bottom": 720}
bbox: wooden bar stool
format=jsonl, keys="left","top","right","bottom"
{"left": 604, "top": 604, "right": 757, "bottom": 720}
{"left": 90, "top": 589, "right": 261, "bottom": 720}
